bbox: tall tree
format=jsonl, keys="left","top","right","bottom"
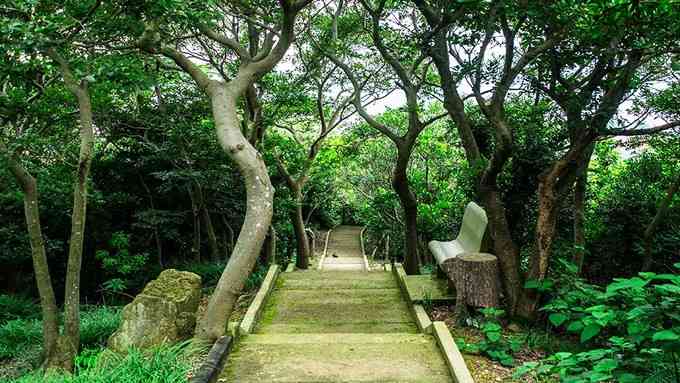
{"left": 135, "top": 0, "right": 312, "bottom": 342}
{"left": 522, "top": 1, "right": 680, "bottom": 316}
{"left": 1, "top": 0, "right": 103, "bottom": 370}
{"left": 272, "top": 52, "right": 354, "bottom": 269}
{"left": 323, "top": 0, "right": 445, "bottom": 274}
{"left": 413, "top": 0, "right": 563, "bottom": 309}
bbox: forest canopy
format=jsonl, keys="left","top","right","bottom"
{"left": 1, "top": 0, "right": 679, "bottom": 382}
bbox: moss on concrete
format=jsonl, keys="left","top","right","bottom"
{"left": 222, "top": 336, "right": 451, "bottom": 382}
{"left": 221, "top": 268, "right": 456, "bottom": 382}
{"left": 404, "top": 275, "right": 455, "bottom": 302}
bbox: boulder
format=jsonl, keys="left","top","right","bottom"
{"left": 108, "top": 269, "right": 202, "bottom": 353}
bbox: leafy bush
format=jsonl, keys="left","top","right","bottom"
{"left": 517, "top": 262, "right": 680, "bottom": 382}
{"left": 0, "top": 294, "right": 40, "bottom": 324}
{"left": 177, "top": 261, "right": 226, "bottom": 288}
{"left": 245, "top": 265, "right": 268, "bottom": 291}
{"left": 458, "top": 308, "right": 523, "bottom": 366}
{"left": 95, "top": 231, "right": 148, "bottom": 296}
{"left": 9, "top": 343, "right": 191, "bottom": 383}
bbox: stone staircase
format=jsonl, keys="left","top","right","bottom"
{"left": 221, "top": 270, "right": 452, "bottom": 382}
{"left": 321, "top": 225, "right": 366, "bottom": 271}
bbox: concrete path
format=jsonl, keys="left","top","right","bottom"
{"left": 321, "top": 225, "right": 366, "bottom": 271}
{"left": 221, "top": 227, "right": 452, "bottom": 382}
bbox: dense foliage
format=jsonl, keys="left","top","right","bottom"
{"left": 1, "top": 0, "right": 679, "bottom": 381}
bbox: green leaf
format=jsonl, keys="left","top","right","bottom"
{"left": 593, "top": 358, "right": 617, "bottom": 372}
{"left": 549, "top": 313, "right": 569, "bottom": 327}
{"left": 486, "top": 331, "right": 502, "bottom": 342}
{"left": 652, "top": 329, "right": 679, "bottom": 341}
{"left": 617, "top": 373, "right": 640, "bottom": 383}
{"left": 580, "top": 324, "right": 601, "bottom": 343}
{"left": 567, "top": 321, "right": 584, "bottom": 332}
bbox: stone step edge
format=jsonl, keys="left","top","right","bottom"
{"left": 240, "top": 333, "right": 436, "bottom": 345}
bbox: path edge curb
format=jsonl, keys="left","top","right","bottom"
{"left": 392, "top": 263, "right": 431, "bottom": 333}
{"left": 432, "top": 321, "right": 475, "bottom": 383}
{"left": 317, "top": 229, "right": 332, "bottom": 270}
{"left": 239, "top": 264, "right": 280, "bottom": 335}
{"left": 188, "top": 336, "right": 233, "bottom": 383}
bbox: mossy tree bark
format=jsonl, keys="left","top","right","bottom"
{"left": 2, "top": 147, "right": 61, "bottom": 369}
{"left": 47, "top": 49, "right": 96, "bottom": 371}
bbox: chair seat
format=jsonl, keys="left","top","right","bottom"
{"left": 428, "top": 240, "right": 465, "bottom": 265}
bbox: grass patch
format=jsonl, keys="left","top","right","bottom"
{"left": 0, "top": 305, "right": 122, "bottom": 380}
{"left": 8, "top": 342, "right": 192, "bottom": 383}
{"left": 0, "top": 295, "right": 40, "bottom": 325}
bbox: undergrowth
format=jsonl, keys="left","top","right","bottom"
{"left": 8, "top": 342, "right": 192, "bottom": 383}
{"left": 0, "top": 305, "right": 121, "bottom": 380}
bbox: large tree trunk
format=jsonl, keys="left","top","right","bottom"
{"left": 479, "top": 187, "right": 522, "bottom": 315}
{"left": 4, "top": 153, "right": 61, "bottom": 369}
{"left": 573, "top": 168, "right": 588, "bottom": 274}
{"left": 393, "top": 145, "right": 420, "bottom": 275}
{"left": 194, "top": 86, "right": 274, "bottom": 343}
{"left": 519, "top": 144, "right": 594, "bottom": 318}
{"left": 642, "top": 173, "right": 680, "bottom": 271}
{"left": 292, "top": 189, "right": 310, "bottom": 269}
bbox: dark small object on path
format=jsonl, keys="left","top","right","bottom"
{"left": 332, "top": 253, "right": 338, "bottom": 258}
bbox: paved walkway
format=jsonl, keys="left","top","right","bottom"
{"left": 321, "top": 225, "right": 366, "bottom": 271}
{"left": 221, "top": 227, "right": 452, "bottom": 382}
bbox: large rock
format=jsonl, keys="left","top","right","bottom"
{"left": 108, "top": 269, "right": 202, "bottom": 353}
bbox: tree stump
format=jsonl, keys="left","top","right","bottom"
{"left": 442, "top": 252, "right": 500, "bottom": 321}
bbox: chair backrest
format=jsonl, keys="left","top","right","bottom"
{"left": 455, "top": 201, "right": 488, "bottom": 252}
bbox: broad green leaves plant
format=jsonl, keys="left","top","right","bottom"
{"left": 518, "top": 262, "right": 680, "bottom": 382}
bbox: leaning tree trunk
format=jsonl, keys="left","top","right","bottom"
{"left": 642, "top": 173, "right": 680, "bottom": 271}
{"left": 194, "top": 86, "right": 274, "bottom": 343}
{"left": 393, "top": 145, "right": 420, "bottom": 275}
{"left": 4, "top": 152, "right": 61, "bottom": 368}
{"left": 292, "top": 189, "right": 310, "bottom": 269}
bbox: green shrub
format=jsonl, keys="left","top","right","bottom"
{"left": 245, "top": 265, "right": 268, "bottom": 291}
{"left": 517, "top": 262, "right": 680, "bottom": 382}
{"left": 0, "top": 295, "right": 40, "bottom": 324}
{"left": 457, "top": 308, "right": 523, "bottom": 367}
{"left": 9, "top": 343, "right": 192, "bottom": 383}
{"left": 79, "top": 306, "right": 122, "bottom": 349}
{"left": 177, "top": 261, "right": 226, "bottom": 288}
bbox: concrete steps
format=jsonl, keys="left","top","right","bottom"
{"left": 322, "top": 226, "right": 366, "bottom": 271}
{"left": 220, "top": 228, "right": 453, "bottom": 382}
{"left": 223, "top": 333, "right": 451, "bottom": 382}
